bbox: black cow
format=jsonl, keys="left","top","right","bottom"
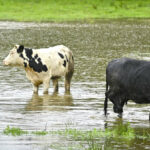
{"left": 104, "top": 57, "right": 150, "bottom": 117}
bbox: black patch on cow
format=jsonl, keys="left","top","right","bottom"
{"left": 17, "top": 45, "right": 24, "bottom": 53}
{"left": 34, "top": 54, "right": 38, "bottom": 59}
{"left": 37, "top": 58, "right": 41, "bottom": 63}
{"left": 28, "top": 57, "right": 48, "bottom": 73}
{"left": 63, "top": 60, "right": 66, "bottom": 67}
{"left": 19, "top": 53, "right": 28, "bottom": 61}
{"left": 65, "top": 55, "right": 69, "bottom": 62}
{"left": 25, "top": 48, "right": 33, "bottom": 59}
{"left": 20, "top": 53, "right": 25, "bottom": 60}
{"left": 18, "top": 47, "right": 48, "bottom": 73}
{"left": 24, "top": 62, "right": 27, "bottom": 68}
{"left": 42, "top": 65, "right": 48, "bottom": 72}
{"left": 58, "top": 52, "right": 64, "bottom": 59}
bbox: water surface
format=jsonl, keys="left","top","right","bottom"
{"left": 0, "top": 20, "right": 150, "bottom": 149}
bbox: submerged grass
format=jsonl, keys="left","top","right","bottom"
{"left": 3, "top": 123, "right": 150, "bottom": 149}
{"left": 3, "top": 126, "right": 28, "bottom": 136}
{"left": 0, "top": 0, "right": 150, "bottom": 22}
{"left": 3, "top": 126, "right": 48, "bottom": 136}
{"left": 32, "top": 131, "right": 48, "bottom": 135}
{"left": 3, "top": 123, "right": 150, "bottom": 140}
{"left": 59, "top": 122, "right": 135, "bottom": 140}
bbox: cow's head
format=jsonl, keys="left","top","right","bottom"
{"left": 3, "top": 45, "right": 24, "bottom": 66}
{"left": 111, "top": 98, "right": 125, "bottom": 116}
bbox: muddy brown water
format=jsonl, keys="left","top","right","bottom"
{"left": 0, "top": 20, "right": 150, "bottom": 150}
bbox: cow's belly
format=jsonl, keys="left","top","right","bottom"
{"left": 132, "top": 97, "right": 150, "bottom": 104}
{"left": 128, "top": 92, "right": 150, "bottom": 104}
{"left": 50, "top": 66, "right": 67, "bottom": 77}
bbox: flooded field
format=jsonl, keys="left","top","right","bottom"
{"left": 0, "top": 20, "right": 150, "bottom": 150}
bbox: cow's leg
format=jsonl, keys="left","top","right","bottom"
{"left": 65, "top": 72, "right": 73, "bottom": 93}
{"left": 107, "top": 89, "right": 124, "bottom": 117}
{"left": 113, "top": 95, "right": 125, "bottom": 117}
{"left": 32, "top": 84, "right": 39, "bottom": 94}
{"left": 52, "top": 78, "right": 59, "bottom": 93}
{"left": 43, "top": 78, "right": 50, "bottom": 94}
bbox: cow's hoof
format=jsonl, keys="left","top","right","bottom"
{"left": 65, "top": 90, "right": 70, "bottom": 95}
{"left": 33, "top": 91, "right": 38, "bottom": 94}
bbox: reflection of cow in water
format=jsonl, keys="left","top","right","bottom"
{"left": 104, "top": 58, "right": 150, "bottom": 118}
{"left": 26, "top": 94, "right": 73, "bottom": 111}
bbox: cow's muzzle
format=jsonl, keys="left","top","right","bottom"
{"left": 3, "top": 60, "right": 8, "bottom": 66}
{"left": 113, "top": 105, "right": 123, "bottom": 114}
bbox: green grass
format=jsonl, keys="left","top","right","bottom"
{"left": 0, "top": 0, "right": 150, "bottom": 22}
{"left": 57, "top": 122, "right": 135, "bottom": 140}
{"left": 3, "top": 126, "right": 28, "bottom": 136}
{"left": 3, "top": 123, "right": 150, "bottom": 149}
{"left": 3, "top": 123, "right": 150, "bottom": 140}
{"left": 3, "top": 126, "right": 48, "bottom": 136}
{"left": 32, "top": 130, "right": 48, "bottom": 135}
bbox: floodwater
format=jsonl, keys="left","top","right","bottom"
{"left": 0, "top": 20, "right": 150, "bottom": 150}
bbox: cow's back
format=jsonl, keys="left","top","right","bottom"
{"left": 35, "top": 45, "right": 74, "bottom": 77}
{"left": 107, "top": 58, "right": 148, "bottom": 85}
{"left": 106, "top": 57, "right": 150, "bottom": 103}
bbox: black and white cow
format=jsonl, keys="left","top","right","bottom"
{"left": 3, "top": 45, "right": 74, "bottom": 94}
{"left": 104, "top": 57, "right": 150, "bottom": 117}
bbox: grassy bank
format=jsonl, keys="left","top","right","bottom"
{"left": 0, "top": 0, "right": 150, "bottom": 22}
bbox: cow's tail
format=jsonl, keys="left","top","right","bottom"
{"left": 104, "top": 81, "right": 108, "bottom": 116}
{"left": 68, "top": 51, "right": 74, "bottom": 74}
{"left": 65, "top": 49, "right": 74, "bottom": 81}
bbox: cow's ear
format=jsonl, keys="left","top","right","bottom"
{"left": 14, "top": 45, "right": 18, "bottom": 49}
{"left": 17, "top": 45, "right": 24, "bottom": 53}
